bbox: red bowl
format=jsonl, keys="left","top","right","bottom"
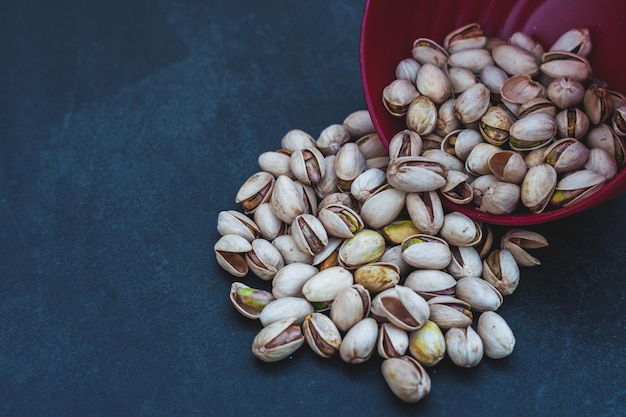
{"left": 360, "top": 0, "right": 626, "bottom": 225}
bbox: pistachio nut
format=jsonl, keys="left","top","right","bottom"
{"left": 445, "top": 326, "right": 483, "bottom": 368}
{"left": 378, "top": 322, "right": 410, "bottom": 359}
{"left": 258, "top": 296, "right": 314, "bottom": 327}
{"left": 501, "top": 229, "right": 549, "bottom": 267}
{"left": 291, "top": 213, "right": 328, "bottom": 256}
{"left": 421, "top": 148, "right": 464, "bottom": 172}
{"left": 301, "top": 265, "right": 354, "bottom": 303}
{"left": 549, "top": 27, "right": 592, "bottom": 56}
{"left": 509, "top": 31, "right": 544, "bottom": 62}
{"left": 271, "top": 234, "right": 314, "bottom": 265}
{"left": 235, "top": 171, "right": 275, "bottom": 214}
{"left": 455, "top": 277, "right": 503, "bottom": 312}
{"left": 520, "top": 164, "right": 558, "bottom": 214}
{"left": 584, "top": 148, "right": 618, "bottom": 180}
{"left": 214, "top": 234, "right": 252, "bottom": 277}
{"left": 343, "top": 109, "right": 375, "bottom": 139}
{"left": 440, "top": 170, "right": 474, "bottom": 205}
{"left": 382, "top": 219, "right": 423, "bottom": 245}
{"left": 245, "top": 238, "right": 285, "bottom": 280}
{"left": 478, "top": 182, "right": 520, "bottom": 215}
{"left": 439, "top": 211, "right": 482, "bottom": 247}
{"left": 470, "top": 174, "right": 499, "bottom": 207}
{"left": 289, "top": 147, "right": 326, "bottom": 186}
{"left": 339, "top": 317, "right": 379, "bottom": 364}
{"left": 316, "top": 123, "right": 351, "bottom": 156}
{"left": 380, "top": 245, "right": 412, "bottom": 277}
{"left": 386, "top": 156, "right": 447, "bottom": 193}
{"left": 330, "top": 284, "right": 372, "bottom": 333}
{"left": 448, "top": 66, "right": 478, "bottom": 95}
{"left": 540, "top": 51, "right": 592, "bottom": 82}
{"left": 544, "top": 137, "right": 589, "bottom": 174}
{"left": 406, "top": 95, "right": 438, "bottom": 136}
{"left": 281, "top": 129, "right": 317, "bottom": 152}
{"left": 354, "top": 262, "right": 401, "bottom": 294}
{"left": 547, "top": 77, "right": 584, "bottom": 109}
{"left": 444, "top": 22, "right": 486, "bottom": 54}
{"left": 416, "top": 63, "right": 452, "bottom": 105}
{"left": 401, "top": 234, "right": 452, "bottom": 270}
{"left": 550, "top": 169, "right": 606, "bottom": 207}
{"left": 314, "top": 155, "right": 338, "bottom": 198}
{"left": 491, "top": 43, "right": 539, "bottom": 76}
{"left": 355, "top": 132, "right": 388, "bottom": 159}
{"left": 448, "top": 48, "right": 494, "bottom": 74}
{"left": 388, "top": 129, "right": 424, "bottom": 159}
{"left": 442, "top": 128, "right": 484, "bottom": 161}
{"left": 405, "top": 191, "right": 444, "bottom": 236}
{"left": 359, "top": 184, "right": 406, "bottom": 229}
{"left": 518, "top": 97, "right": 557, "bottom": 118}
{"left": 383, "top": 79, "right": 420, "bottom": 117}
{"left": 524, "top": 147, "right": 549, "bottom": 168}
{"left": 350, "top": 168, "right": 387, "bottom": 202}
{"left": 271, "top": 262, "right": 319, "bottom": 298}
{"left": 370, "top": 285, "right": 430, "bottom": 332}
{"left": 427, "top": 295, "right": 473, "bottom": 329}
{"left": 447, "top": 245, "right": 483, "bottom": 279}
{"left": 381, "top": 356, "right": 431, "bottom": 403}
{"left": 230, "top": 282, "right": 276, "bottom": 319}
{"left": 464, "top": 142, "right": 500, "bottom": 176}
{"left": 408, "top": 320, "right": 446, "bottom": 367}
{"left": 258, "top": 149, "right": 293, "bottom": 178}
{"left": 270, "top": 175, "right": 306, "bottom": 224}
{"left": 294, "top": 181, "right": 318, "bottom": 216}
{"left": 338, "top": 229, "right": 386, "bottom": 269}
{"left": 474, "top": 222, "right": 494, "bottom": 259}
{"left": 312, "top": 237, "right": 342, "bottom": 269}
{"left": 479, "top": 106, "right": 514, "bottom": 146}
{"left": 254, "top": 202, "right": 287, "bottom": 241}
{"left": 412, "top": 38, "right": 449, "bottom": 67}
{"left": 251, "top": 317, "right": 305, "bottom": 362}
{"left": 302, "top": 312, "right": 342, "bottom": 358}
{"left": 555, "top": 108, "right": 589, "bottom": 140}
{"left": 217, "top": 210, "right": 260, "bottom": 242}
{"left": 335, "top": 142, "right": 368, "bottom": 192}
{"left": 318, "top": 203, "right": 363, "bottom": 239}
{"left": 500, "top": 74, "right": 545, "bottom": 107}
{"left": 488, "top": 150, "right": 528, "bottom": 184}
{"left": 612, "top": 104, "right": 626, "bottom": 137}
{"left": 508, "top": 113, "right": 557, "bottom": 151}
{"left": 479, "top": 65, "right": 509, "bottom": 100}
{"left": 453, "top": 82, "right": 491, "bottom": 123}
{"left": 482, "top": 249, "right": 520, "bottom": 296}
{"left": 477, "top": 311, "right": 515, "bottom": 359}
{"left": 395, "top": 57, "right": 421, "bottom": 83}
{"left": 585, "top": 124, "right": 624, "bottom": 166}
{"left": 404, "top": 269, "right": 456, "bottom": 299}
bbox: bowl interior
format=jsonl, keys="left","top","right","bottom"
{"left": 360, "top": 0, "right": 626, "bottom": 225}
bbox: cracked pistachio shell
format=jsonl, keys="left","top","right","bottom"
{"left": 318, "top": 203, "right": 363, "bottom": 239}
{"left": 479, "top": 106, "right": 514, "bottom": 146}
{"left": 442, "top": 128, "right": 484, "bottom": 161}
{"left": 217, "top": 210, "right": 260, "bottom": 242}
{"left": 335, "top": 142, "right": 368, "bottom": 192}
{"left": 370, "top": 285, "right": 430, "bottom": 332}
{"left": 271, "top": 175, "right": 306, "bottom": 224}
{"left": 501, "top": 229, "right": 548, "bottom": 267}
{"left": 521, "top": 164, "right": 558, "bottom": 214}
{"left": 421, "top": 149, "right": 464, "bottom": 172}
{"left": 382, "top": 219, "right": 422, "bottom": 244}
{"left": 500, "top": 74, "right": 545, "bottom": 106}
{"left": 302, "top": 312, "right": 342, "bottom": 358}
{"left": 406, "top": 95, "right": 438, "bottom": 136}
{"left": 448, "top": 48, "right": 494, "bottom": 74}
{"left": 355, "top": 132, "right": 388, "bottom": 159}
{"left": 427, "top": 295, "right": 473, "bottom": 329}
{"left": 381, "top": 356, "right": 431, "bottom": 403}
{"left": 354, "top": 262, "right": 401, "bottom": 294}
{"left": 271, "top": 262, "right": 319, "bottom": 298}
{"left": 338, "top": 229, "right": 386, "bottom": 269}
{"left": 290, "top": 147, "right": 326, "bottom": 186}
{"left": 445, "top": 326, "right": 483, "bottom": 367}
{"left": 291, "top": 213, "right": 328, "bottom": 256}
{"left": 447, "top": 245, "right": 483, "bottom": 279}
{"left": 245, "top": 238, "right": 285, "bottom": 281}
{"left": 301, "top": 266, "right": 354, "bottom": 303}
{"left": 549, "top": 28, "right": 592, "bottom": 56}
{"left": 383, "top": 79, "right": 420, "bottom": 117}
{"left": 585, "top": 148, "right": 618, "bottom": 180}
{"left": 540, "top": 51, "right": 592, "bottom": 82}
{"left": 254, "top": 202, "right": 287, "bottom": 241}
{"left": 294, "top": 181, "right": 318, "bottom": 216}
{"left": 378, "top": 322, "right": 410, "bottom": 359}
{"left": 448, "top": 66, "right": 478, "bottom": 94}
{"left": 482, "top": 249, "right": 520, "bottom": 296}
{"left": 230, "top": 282, "right": 276, "bottom": 319}
{"left": 388, "top": 129, "right": 423, "bottom": 159}
{"left": 404, "top": 270, "right": 456, "bottom": 300}
{"left": 453, "top": 82, "right": 491, "bottom": 124}
{"left": 401, "top": 234, "right": 452, "bottom": 270}
{"left": 544, "top": 137, "right": 589, "bottom": 174}
{"left": 281, "top": 129, "right": 317, "bottom": 152}
{"left": 492, "top": 44, "right": 539, "bottom": 76}
{"left": 416, "top": 63, "right": 452, "bottom": 105}
{"left": 316, "top": 123, "right": 351, "bottom": 156}
{"left": 252, "top": 317, "right": 305, "bottom": 362}
{"left": 550, "top": 169, "right": 606, "bottom": 208}
{"left": 555, "top": 108, "right": 589, "bottom": 140}
{"left": 470, "top": 174, "right": 499, "bottom": 207}
{"left": 509, "top": 113, "right": 557, "bottom": 151}
{"left": 214, "top": 234, "right": 252, "bottom": 277}
{"left": 583, "top": 84, "right": 613, "bottom": 125}
{"left": 360, "top": 185, "right": 406, "bottom": 230}
{"left": 350, "top": 168, "right": 387, "bottom": 202}
{"left": 406, "top": 191, "right": 444, "bottom": 236}
{"left": 455, "top": 277, "right": 503, "bottom": 312}
{"left": 386, "top": 156, "right": 447, "bottom": 192}
{"left": 440, "top": 170, "right": 473, "bottom": 205}
{"left": 585, "top": 124, "right": 625, "bottom": 166}
{"left": 235, "top": 171, "right": 275, "bottom": 214}
{"left": 465, "top": 142, "right": 500, "bottom": 176}
{"left": 315, "top": 155, "right": 338, "bottom": 199}
{"left": 408, "top": 320, "right": 445, "bottom": 367}
{"left": 519, "top": 97, "right": 557, "bottom": 118}
{"left": 488, "top": 150, "right": 528, "bottom": 184}
{"left": 258, "top": 149, "right": 293, "bottom": 178}
{"left": 258, "top": 297, "right": 314, "bottom": 327}
{"left": 343, "top": 110, "right": 376, "bottom": 139}
{"left": 330, "top": 284, "right": 371, "bottom": 333}
{"left": 271, "top": 234, "right": 313, "bottom": 265}
{"left": 478, "top": 182, "right": 520, "bottom": 215}
{"left": 444, "top": 23, "right": 486, "bottom": 53}
{"left": 436, "top": 99, "right": 463, "bottom": 137}
{"left": 477, "top": 311, "right": 515, "bottom": 359}
{"left": 440, "top": 211, "right": 482, "bottom": 247}
{"left": 547, "top": 77, "right": 585, "bottom": 109}
{"left": 412, "top": 38, "right": 449, "bottom": 67}
{"left": 339, "top": 317, "right": 378, "bottom": 364}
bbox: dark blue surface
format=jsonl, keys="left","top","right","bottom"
{"left": 1, "top": 1, "right": 625, "bottom": 416}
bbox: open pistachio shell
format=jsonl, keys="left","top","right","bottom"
{"left": 252, "top": 317, "right": 305, "bottom": 362}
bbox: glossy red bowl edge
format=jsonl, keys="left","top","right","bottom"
{"left": 360, "top": 0, "right": 626, "bottom": 225}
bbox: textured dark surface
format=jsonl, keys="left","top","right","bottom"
{"left": 1, "top": 1, "right": 625, "bottom": 416}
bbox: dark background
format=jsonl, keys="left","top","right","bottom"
{"left": 1, "top": 0, "right": 625, "bottom": 416}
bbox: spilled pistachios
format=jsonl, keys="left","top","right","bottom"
{"left": 216, "top": 103, "right": 551, "bottom": 403}
{"left": 383, "top": 23, "right": 625, "bottom": 215}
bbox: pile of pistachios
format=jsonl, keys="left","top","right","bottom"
{"left": 215, "top": 106, "right": 551, "bottom": 403}
{"left": 382, "top": 24, "right": 625, "bottom": 215}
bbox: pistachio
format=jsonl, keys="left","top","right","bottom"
{"left": 383, "top": 79, "right": 420, "bottom": 117}
{"left": 447, "top": 245, "right": 483, "bottom": 279}
{"left": 412, "top": 38, "right": 449, "bottom": 67}
{"left": 406, "top": 95, "right": 438, "bottom": 135}
{"left": 416, "top": 63, "right": 452, "bottom": 105}
{"left": 302, "top": 313, "right": 342, "bottom": 358}
{"left": 427, "top": 295, "right": 473, "bottom": 329}
{"left": 301, "top": 266, "right": 354, "bottom": 303}
{"left": 318, "top": 203, "right": 364, "bottom": 239}
{"left": 270, "top": 175, "right": 306, "bottom": 224}
{"left": 549, "top": 27, "right": 592, "bottom": 56}
{"left": 290, "top": 147, "right": 326, "bottom": 185}
{"left": 492, "top": 44, "right": 539, "bottom": 76}
{"left": 405, "top": 191, "right": 444, "bottom": 236}
{"left": 453, "top": 82, "right": 491, "bottom": 123}
{"left": 448, "top": 48, "right": 494, "bottom": 73}
{"left": 445, "top": 326, "right": 483, "bottom": 367}
{"left": 378, "top": 322, "right": 410, "bottom": 359}
{"left": 404, "top": 270, "right": 456, "bottom": 300}
{"left": 401, "top": 234, "right": 452, "bottom": 270}
{"left": 444, "top": 23, "right": 486, "bottom": 53}
{"left": 501, "top": 229, "right": 549, "bottom": 267}
{"left": 271, "top": 234, "right": 314, "bottom": 265}
{"left": 230, "top": 282, "right": 276, "bottom": 319}
{"left": 338, "top": 229, "right": 386, "bottom": 269}
{"left": 359, "top": 184, "right": 406, "bottom": 229}
{"left": 245, "top": 238, "right": 285, "bottom": 280}
{"left": 354, "top": 262, "right": 401, "bottom": 294}
{"left": 254, "top": 202, "right": 287, "bottom": 241}
{"left": 382, "top": 219, "right": 423, "bottom": 244}
{"left": 316, "top": 123, "right": 351, "bottom": 156}
{"left": 251, "top": 317, "right": 305, "bottom": 362}
{"left": 395, "top": 57, "right": 421, "bottom": 83}
{"left": 235, "top": 171, "right": 275, "bottom": 214}
{"left": 520, "top": 164, "right": 558, "bottom": 214}
{"left": 478, "top": 182, "right": 520, "bottom": 215}
{"left": 258, "top": 296, "right": 314, "bottom": 327}
{"left": 291, "top": 213, "right": 329, "bottom": 256}
{"left": 547, "top": 77, "right": 584, "bottom": 109}
{"left": 335, "top": 142, "right": 368, "bottom": 192}
{"left": 343, "top": 110, "right": 375, "bottom": 139}
{"left": 350, "top": 168, "right": 387, "bottom": 202}
{"left": 455, "top": 277, "right": 503, "bottom": 312}
{"left": 482, "top": 249, "right": 520, "bottom": 296}
{"left": 477, "top": 311, "right": 515, "bottom": 359}
{"left": 339, "top": 317, "right": 378, "bottom": 363}
{"left": 258, "top": 149, "right": 293, "bottom": 178}
{"left": 381, "top": 356, "right": 431, "bottom": 403}
{"left": 217, "top": 210, "right": 260, "bottom": 242}
{"left": 281, "top": 129, "right": 317, "bottom": 152}
{"left": 370, "top": 285, "right": 430, "bottom": 332}
{"left": 330, "top": 284, "right": 372, "bottom": 333}
{"left": 439, "top": 211, "right": 482, "bottom": 247}
{"left": 271, "top": 262, "right": 319, "bottom": 298}
{"left": 388, "top": 129, "right": 424, "bottom": 159}
{"left": 408, "top": 320, "right": 446, "bottom": 366}
{"left": 214, "top": 234, "right": 252, "bottom": 277}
